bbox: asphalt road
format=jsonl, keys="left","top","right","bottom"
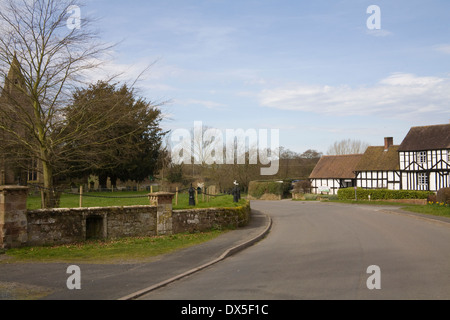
{"left": 139, "top": 200, "right": 450, "bottom": 300}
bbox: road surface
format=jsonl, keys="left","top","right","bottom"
{"left": 139, "top": 200, "right": 450, "bottom": 300}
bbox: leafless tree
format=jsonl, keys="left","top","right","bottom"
{"left": 326, "top": 139, "right": 369, "bottom": 155}
{"left": 0, "top": 0, "right": 128, "bottom": 207}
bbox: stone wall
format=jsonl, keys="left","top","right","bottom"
{"left": 1, "top": 187, "right": 252, "bottom": 248}
{"left": 0, "top": 186, "right": 28, "bottom": 248}
{"left": 173, "top": 202, "right": 251, "bottom": 233}
{"left": 26, "top": 206, "right": 157, "bottom": 247}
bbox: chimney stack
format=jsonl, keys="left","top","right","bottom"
{"left": 384, "top": 137, "right": 393, "bottom": 151}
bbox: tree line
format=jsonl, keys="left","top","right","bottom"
{"left": 161, "top": 147, "right": 323, "bottom": 193}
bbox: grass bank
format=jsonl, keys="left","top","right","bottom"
{"left": 1, "top": 230, "right": 227, "bottom": 264}
{"left": 402, "top": 203, "right": 450, "bottom": 217}
{"left": 326, "top": 199, "right": 450, "bottom": 218}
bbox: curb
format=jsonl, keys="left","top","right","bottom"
{"left": 117, "top": 214, "right": 273, "bottom": 300}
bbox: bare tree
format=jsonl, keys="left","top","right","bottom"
{"left": 293, "top": 180, "right": 311, "bottom": 194}
{"left": 301, "top": 149, "right": 322, "bottom": 159}
{"left": 0, "top": 0, "right": 117, "bottom": 207}
{"left": 326, "top": 139, "right": 369, "bottom": 155}
{"left": 173, "top": 124, "right": 224, "bottom": 178}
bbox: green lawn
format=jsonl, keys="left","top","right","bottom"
{"left": 27, "top": 191, "right": 247, "bottom": 210}
{"left": 2, "top": 231, "right": 226, "bottom": 264}
{"left": 402, "top": 203, "right": 450, "bottom": 217}
{"left": 328, "top": 199, "right": 450, "bottom": 218}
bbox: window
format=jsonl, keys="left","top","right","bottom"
{"left": 27, "top": 159, "right": 38, "bottom": 182}
{"left": 418, "top": 173, "right": 428, "bottom": 187}
{"left": 417, "top": 151, "right": 427, "bottom": 164}
{"left": 28, "top": 170, "right": 37, "bottom": 182}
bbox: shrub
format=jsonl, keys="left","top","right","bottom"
{"left": 304, "top": 194, "right": 318, "bottom": 200}
{"left": 338, "top": 187, "right": 434, "bottom": 201}
{"left": 328, "top": 194, "right": 339, "bottom": 201}
{"left": 437, "top": 188, "right": 450, "bottom": 205}
{"left": 427, "top": 194, "right": 437, "bottom": 204}
{"left": 248, "top": 180, "right": 292, "bottom": 199}
{"left": 293, "top": 180, "right": 312, "bottom": 193}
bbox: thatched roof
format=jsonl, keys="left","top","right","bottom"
{"left": 309, "top": 154, "right": 363, "bottom": 179}
{"left": 354, "top": 145, "right": 400, "bottom": 171}
{"left": 398, "top": 124, "right": 450, "bottom": 151}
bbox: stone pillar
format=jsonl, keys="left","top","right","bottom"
{"left": 0, "top": 186, "right": 29, "bottom": 249}
{"left": 148, "top": 192, "right": 175, "bottom": 235}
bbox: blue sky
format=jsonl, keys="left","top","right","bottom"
{"left": 85, "top": 0, "right": 450, "bottom": 154}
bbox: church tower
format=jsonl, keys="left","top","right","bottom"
{"left": 0, "top": 54, "right": 36, "bottom": 185}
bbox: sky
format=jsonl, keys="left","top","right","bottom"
{"left": 84, "top": 0, "right": 450, "bottom": 155}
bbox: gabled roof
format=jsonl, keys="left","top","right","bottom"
{"left": 354, "top": 145, "right": 400, "bottom": 171}
{"left": 398, "top": 124, "right": 450, "bottom": 151}
{"left": 309, "top": 154, "right": 363, "bottom": 179}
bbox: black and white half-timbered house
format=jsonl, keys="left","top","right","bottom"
{"left": 398, "top": 124, "right": 450, "bottom": 191}
{"left": 309, "top": 123, "right": 450, "bottom": 194}
{"left": 309, "top": 154, "right": 363, "bottom": 195}
{"left": 355, "top": 137, "right": 402, "bottom": 190}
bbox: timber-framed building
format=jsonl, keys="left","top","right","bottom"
{"left": 310, "top": 124, "right": 450, "bottom": 194}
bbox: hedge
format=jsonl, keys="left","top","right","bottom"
{"left": 437, "top": 188, "right": 450, "bottom": 205}
{"left": 248, "top": 180, "right": 292, "bottom": 199}
{"left": 337, "top": 187, "right": 434, "bottom": 201}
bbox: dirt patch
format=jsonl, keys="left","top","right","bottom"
{"left": 0, "top": 253, "right": 13, "bottom": 264}
{"left": 0, "top": 281, "right": 54, "bottom": 300}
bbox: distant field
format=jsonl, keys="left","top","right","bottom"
{"left": 27, "top": 191, "right": 247, "bottom": 210}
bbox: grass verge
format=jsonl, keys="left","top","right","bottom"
{"left": 328, "top": 199, "right": 450, "bottom": 218}
{"left": 1, "top": 230, "right": 227, "bottom": 264}
{"left": 401, "top": 204, "right": 450, "bottom": 217}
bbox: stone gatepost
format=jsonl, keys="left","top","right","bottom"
{"left": 0, "top": 186, "right": 29, "bottom": 249}
{"left": 148, "top": 192, "right": 175, "bottom": 235}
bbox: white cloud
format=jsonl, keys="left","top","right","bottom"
{"left": 433, "top": 44, "right": 450, "bottom": 54}
{"left": 379, "top": 73, "right": 444, "bottom": 86}
{"left": 180, "top": 99, "right": 226, "bottom": 110}
{"left": 258, "top": 73, "right": 450, "bottom": 120}
{"left": 153, "top": 16, "right": 237, "bottom": 56}
{"left": 366, "top": 29, "right": 393, "bottom": 37}
{"left": 76, "top": 54, "right": 180, "bottom": 105}
{"left": 80, "top": 54, "right": 158, "bottom": 84}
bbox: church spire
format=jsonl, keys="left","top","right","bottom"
{"left": 1, "top": 53, "right": 28, "bottom": 107}
{"left": 1, "top": 53, "right": 31, "bottom": 117}
{"left": 3, "top": 53, "right": 26, "bottom": 95}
